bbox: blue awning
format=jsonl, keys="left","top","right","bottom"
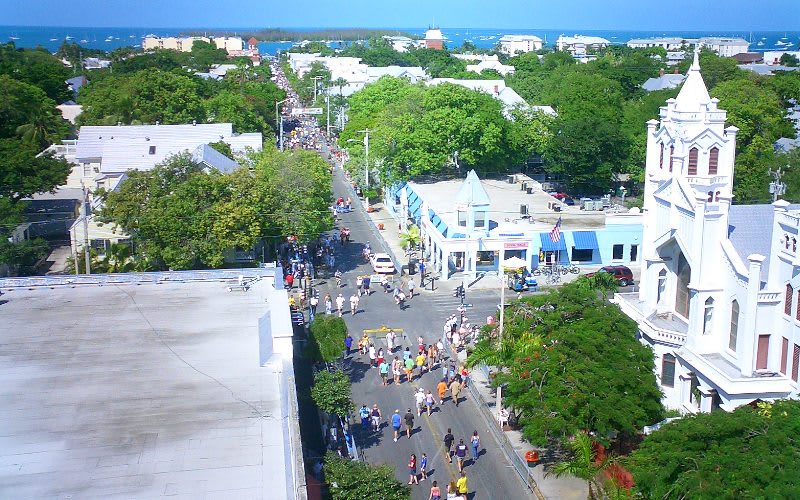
{"left": 540, "top": 233, "right": 567, "bottom": 252}
{"left": 571, "top": 231, "right": 599, "bottom": 250}
{"left": 409, "top": 196, "right": 422, "bottom": 218}
{"left": 429, "top": 210, "right": 448, "bottom": 237}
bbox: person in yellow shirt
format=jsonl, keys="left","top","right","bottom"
{"left": 456, "top": 471, "right": 468, "bottom": 498}
{"left": 415, "top": 352, "right": 426, "bottom": 373}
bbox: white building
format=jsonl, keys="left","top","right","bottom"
{"left": 555, "top": 34, "right": 610, "bottom": 54}
{"left": 142, "top": 35, "right": 244, "bottom": 55}
{"left": 383, "top": 35, "right": 418, "bottom": 52}
{"left": 627, "top": 37, "right": 749, "bottom": 57}
{"left": 642, "top": 69, "right": 686, "bottom": 92}
{"left": 426, "top": 79, "right": 531, "bottom": 118}
{"left": 499, "top": 35, "right": 544, "bottom": 55}
{"left": 614, "top": 52, "right": 799, "bottom": 413}
{"left": 464, "top": 55, "right": 516, "bottom": 76}
{"left": 763, "top": 50, "right": 800, "bottom": 65}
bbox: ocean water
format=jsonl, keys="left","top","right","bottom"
{"left": 1, "top": 25, "right": 799, "bottom": 56}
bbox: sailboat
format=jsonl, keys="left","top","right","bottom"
{"left": 757, "top": 40, "right": 764, "bottom": 46}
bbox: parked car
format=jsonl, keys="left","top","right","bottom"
{"left": 548, "top": 192, "right": 568, "bottom": 200}
{"left": 370, "top": 253, "right": 396, "bottom": 274}
{"left": 564, "top": 197, "right": 576, "bottom": 206}
{"left": 586, "top": 265, "right": 634, "bottom": 286}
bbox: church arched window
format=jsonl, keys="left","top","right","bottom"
{"left": 669, "top": 146, "right": 674, "bottom": 172}
{"left": 659, "top": 143, "right": 664, "bottom": 169}
{"left": 708, "top": 147, "right": 719, "bottom": 175}
{"left": 688, "top": 147, "right": 698, "bottom": 176}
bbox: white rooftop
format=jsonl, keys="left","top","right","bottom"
{"left": 0, "top": 274, "right": 302, "bottom": 499}
{"left": 643, "top": 73, "right": 686, "bottom": 92}
{"left": 499, "top": 34, "right": 543, "bottom": 42}
{"left": 557, "top": 34, "right": 611, "bottom": 45}
{"left": 75, "top": 124, "right": 262, "bottom": 174}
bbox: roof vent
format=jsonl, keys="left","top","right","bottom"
{"left": 519, "top": 204, "right": 529, "bottom": 215}
{"left": 192, "top": 120, "right": 197, "bottom": 126}
{"left": 155, "top": 121, "right": 160, "bottom": 126}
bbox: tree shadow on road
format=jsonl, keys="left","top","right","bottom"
{"left": 353, "top": 422, "right": 387, "bottom": 450}
{"left": 345, "top": 357, "right": 372, "bottom": 384}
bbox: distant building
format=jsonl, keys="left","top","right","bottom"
{"left": 627, "top": 37, "right": 749, "bottom": 57}
{"left": 642, "top": 69, "right": 686, "bottom": 92}
{"left": 426, "top": 79, "right": 529, "bottom": 118}
{"left": 499, "top": 35, "right": 544, "bottom": 55}
{"left": 763, "top": 50, "right": 800, "bottom": 65}
{"left": 614, "top": 51, "right": 800, "bottom": 413}
{"left": 424, "top": 28, "right": 444, "bottom": 50}
{"left": 142, "top": 35, "right": 245, "bottom": 55}
{"left": 383, "top": 35, "right": 417, "bottom": 52}
{"left": 82, "top": 57, "right": 111, "bottom": 70}
{"left": 556, "top": 34, "right": 610, "bottom": 54}
{"left": 464, "top": 55, "right": 515, "bottom": 76}
{"left": 732, "top": 52, "right": 763, "bottom": 64}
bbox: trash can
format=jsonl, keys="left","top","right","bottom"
{"left": 407, "top": 258, "right": 417, "bottom": 276}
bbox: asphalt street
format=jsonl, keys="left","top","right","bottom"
{"left": 316, "top": 164, "right": 531, "bottom": 499}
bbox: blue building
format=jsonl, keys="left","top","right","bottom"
{"left": 385, "top": 170, "right": 643, "bottom": 281}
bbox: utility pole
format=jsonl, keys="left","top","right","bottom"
{"left": 326, "top": 92, "right": 331, "bottom": 138}
{"left": 311, "top": 76, "right": 323, "bottom": 103}
{"left": 768, "top": 167, "right": 787, "bottom": 202}
{"left": 81, "top": 182, "right": 91, "bottom": 274}
{"left": 359, "top": 128, "right": 370, "bottom": 187}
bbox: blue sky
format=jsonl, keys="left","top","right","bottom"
{"left": 3, "top": 0, "right": 798, "bottom": 30}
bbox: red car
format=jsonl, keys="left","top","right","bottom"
{"left": 586, "top": 265, "right": 635, "bottom": 286}
{"left": 549, "top": 192, "right": 568, "bottom": 200}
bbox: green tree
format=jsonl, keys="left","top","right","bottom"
{"left": 308, "top": 315, "right": 348, "bottom": 362}
{"left": 626, "top": 400, "right": 800, "bottom": 499}
{"left": 205, "top": 91, "right": 267, "bottom": 132}
{"left": 779, "top": 53, "right": 799, "bottom": 67}
{"left": 0, "top": 43, "right": 72, "bottom": 102}
{"left": 0, "top": 75, "right": 69, "bottom": 147}
{"left": 323, "top": 451, "right": 410, "bottom": 500}
{"left": 773, "top": 148, "right": 800, "bottom": 201}
{"left": 208, "top": 140, "right": 234, "bottom": 158}
{"left": 310, "top": 370, "right": 354, "bottom": 417}
{"left": 398, "top": 224, "right": 421, "bottom": 250}
{"left": 469, "top": 282, "right": 663, "bottom": 446}
{"left": 548, "top": 433, "right": 616, "bottom": 500}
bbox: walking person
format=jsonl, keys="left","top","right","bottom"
{"left": 386, "top": 329, "right": 396, "bottom": 353}
{"left": 449, "top": 378, "right": 462, "bottom": 407}
{"left": 359, "top": 333, "right": 369, "bottom": 355}
{"left": 404, "top": 355, "right": 415, "bottom": 383}
{"left": 420, "top": 452, "right": 428, "bottom": 480}
{"left": 437, "top": 378, "right": 448, "bottom": 405}
{"left": 416, "top": 350, "right": 426, "bottom": 374}
{"left": 443, "top": 429, "right": 455, "bottom": 464}
{"left": 403, "top": 408, "right": 415, "bottom": 439}
{"left": 408, "top": 278, "right": 416, "bottom": 299}
{"left": 425, "top": 389, "right": 435, "bottom": 416}
{"left": 456, "top": 471, "right": 468, "bottom": 499}
{"left": 377, "top": 348, "right": 385, "bottom": 368}
{"left": 368, "top": 343, "right": 377, "bottom": 367}
{"left": 324, "top": 294, "right": 332, "bottom": 315}
{"left": 362, "top": 275, "right": 371, "bottom": 295}
{"left": 408, "top": 454, "right": 419, "bottom": 485}
{"left": 370, "top": 404, "right": 382, "bottom": 432}
{"left": 471, "top": 430, "right": 480, "bottom": 462}
{"left": 429, "top": 480, "right": 441, "bottom": 500}
{"left": 349, "top": 293, "right": 359, "bottom": 315}
{"left": 344, "top": 333, "right": 353, "bottom": 357}
{"left": 335, "top": 293, "right": 344, "bottom": 317}
{"left": 379, "top": 358, "right": 389, "bottom": 387}
{"left": 392, "top": 410, "right": 402, "bottom": 442}
{"left": 455, "top": 439, "right": 468, "bottom": 472}
{"left": 355, "top": 275, "right": 363, "bottom": 296}
{"left": 359, "top": 404, "right": 370, "bottom": 430}
{"left": 309, "top": 293, "right": 318, "bottom": 315}
{"left": 392, "top": 356, "right": 402, "bottom": 385}
{"left": 415, "top": 388, "right": 425, "bottom": 416}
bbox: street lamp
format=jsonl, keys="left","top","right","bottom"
{"left": 275, "top": 98, "right": 291, "bottom": 151}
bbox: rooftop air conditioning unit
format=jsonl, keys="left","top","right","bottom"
{"left": 520, "top": 204, "right": 529, "bottom": 215}
{"left": 506, "top": 175, "right": 516, "bottom": 184}
{"left": 520, "top": 181, "right": 528, "bottom": 191}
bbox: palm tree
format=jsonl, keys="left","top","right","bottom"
{"left": 102, "top": 243, "right": 135, "bottom": 273}
{"left": 398, "top": 224, "right": 421, "bottom": 251}
{"left": 548, "top": 432, "right": 613, "bottom": 500}
{"left": 16, "top": 108, "right": 64, "bottom": 149}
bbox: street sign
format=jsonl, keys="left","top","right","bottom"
{"left": 291, "top": 107, "right": 323, "bottom": 116}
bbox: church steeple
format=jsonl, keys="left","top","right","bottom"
{"left": 673, "top": 50, "right": 711, "bottom": 112}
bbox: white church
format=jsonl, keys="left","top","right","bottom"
{"left": 614, "top": 52, "right": 800, "bottom": 412}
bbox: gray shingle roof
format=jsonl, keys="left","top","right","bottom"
{"left": 728, "top": 203, "right": 800, "bottom": 280}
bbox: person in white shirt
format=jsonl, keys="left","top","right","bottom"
{"left": 368, "top": 344, "right": 377, "bottom": 366}
{"left": 414, "top": 387, "right": 426, "bottom": 416}
{"left": 386, "top": 330, "right": 396, "bottom": 353}
{"left": 350, "top": 294, "right": 359, "bottom": 315}
{"left": 335, "top": 294, "right": 345, "bottom": 317}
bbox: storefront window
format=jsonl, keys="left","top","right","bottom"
{"left": 476, "top": 251, "right": 498, "bottom": 270}
{"left": 571, "top": 248, "right": 593, "bottom": 262}
{"left": 504, "top": 250, "right": 527, "bottom": 262}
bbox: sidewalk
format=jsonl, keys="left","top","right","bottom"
{"left": 455, "top": 349, "right": 588, "bottom": 500}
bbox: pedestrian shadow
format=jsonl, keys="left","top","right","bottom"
{"left": 354, "top": 423, "right": 387, "bottom": 450}
{"left": 346, "top": 358, "right": 372, "bottom": 384}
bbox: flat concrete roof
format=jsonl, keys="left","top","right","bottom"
{"left": 0, "top": 277, "right": 298, "bottom": 499}
{"left": 409, "top": 176, "right": 608, "bottom": 232}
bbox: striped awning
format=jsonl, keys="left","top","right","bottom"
{"left": 571, "top": 231, "right": 599, "bottom": 250}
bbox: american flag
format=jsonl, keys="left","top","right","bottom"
{"left": 549, "top": 217, "right": 562, "bottom": 243}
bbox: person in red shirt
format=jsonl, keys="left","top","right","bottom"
{"left": 407, "top": 454, "right": 419, "bottom": 485}
{"left": 285, "top": 274, "right": 294, "bottom": 289}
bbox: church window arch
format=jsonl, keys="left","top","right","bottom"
{"left": 675, "top": 252, "right": 691, "bottom": 318}
{"left": 703, "top": 297, "right": 714, "bottom": 334}
{"left": 786, "top": 283, "right": 794, "bottom": 316}
{"left": 729, "top": 300, "right": 739, "bottom": 351}
{"left": 659, "top": 143, "right": 664, "bottom": 169}
{"left": 708, "top": 147, "right": 719, "bottom": 175}
{"left": 657, "top": 268, "right": 667, "bottom": 304}
{"left": 669, "top": 146, "right": 674, "bottom": 172}
{"left": 688, "top": 147, "right": 698, "bottom": 175}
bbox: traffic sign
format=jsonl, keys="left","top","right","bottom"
{"left": 291, "top": 107, "right": 323, "bottom": 115}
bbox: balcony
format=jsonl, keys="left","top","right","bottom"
{"left": 614, "top": 292, "right": 688, "bottom": 347}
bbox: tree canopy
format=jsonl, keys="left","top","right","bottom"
{"left": 626, "top": 400, "right": 800, "bottom": 499}
{"left": 468, "top": 281, "right": 663, "bottom": 446}
{"left": 323, "top": 451, "right": 410, "bottom": 500}
{"left": 99, "top": 147, "right": 332, "bottom": 270}
{"left": 0, "top": 43, "right": 72, "bottom": 102}
{"left": 311, "top": 370, "right": 354, "bottom": 417}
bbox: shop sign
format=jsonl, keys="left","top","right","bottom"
{"left": 504, "top": 242, "right": 528, "bottom": 250}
